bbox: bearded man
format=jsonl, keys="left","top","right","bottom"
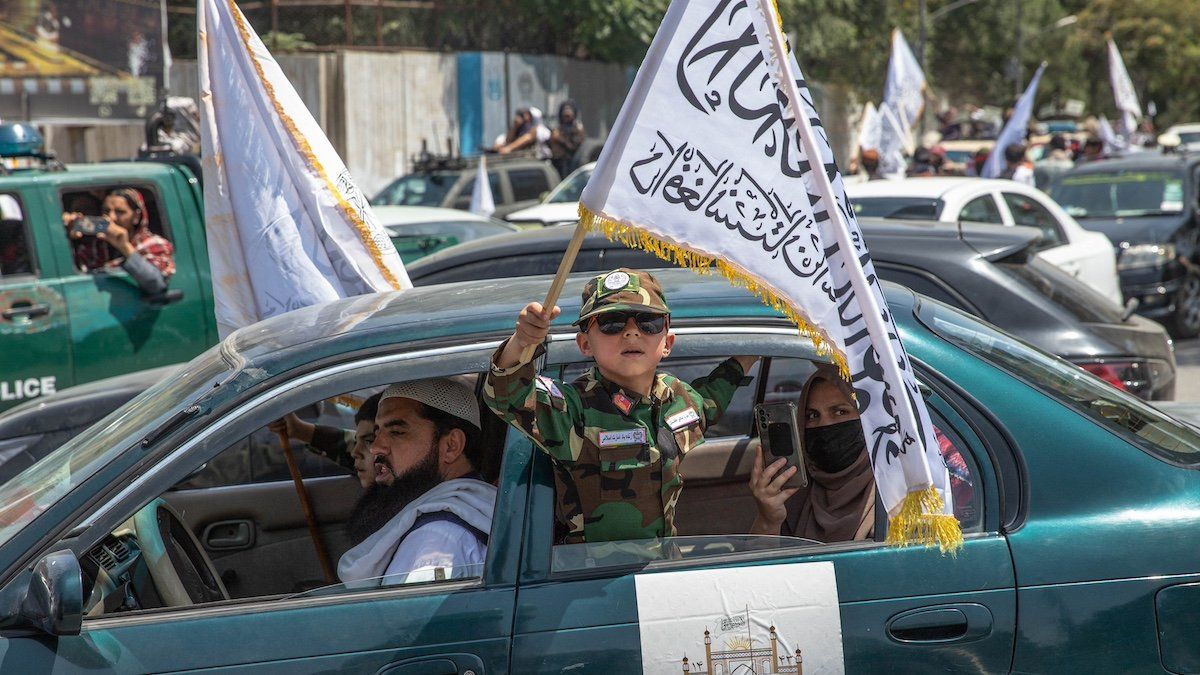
{"left": 337, "top": 378, "right": 495, "bottom": 584}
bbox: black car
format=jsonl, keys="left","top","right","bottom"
{"left": 1050, "top": 152, "right": 1200, "bottom": 337}
{"left": 407, "top": 219, "right": 1177, "bottom": 400}
{"left": 0, "top": 365, "right": 178, "bottom": 486}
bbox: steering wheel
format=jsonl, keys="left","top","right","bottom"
{"left": 132, "top": 498, "right": 230, "bottom": 607}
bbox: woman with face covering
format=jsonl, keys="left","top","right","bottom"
{"left": 62, "top": 187, "right": 175, "bottom": 296}
{"left": 748, "top": 364, "right": 876, "bottom": 543}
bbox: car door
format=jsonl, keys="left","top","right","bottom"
{"left": 0, "top": 190, "right": 72, "bottom": 412}
{"left": 49, "top": 178, "right": 210, "bottom": 386}
{"left": 511, "top": 328, "right": 1016, "bottom": 673}
{"left": 0, "top": 343, "right": 520, "bottom": 673}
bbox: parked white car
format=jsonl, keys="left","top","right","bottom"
{"left": 846, "top": 177, "right": 1122, "bottom": 304}
{"left": 505, "top": 162, "right": 595, "bottom": 227}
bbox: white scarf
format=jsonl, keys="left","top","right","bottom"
{"left": 337, "top": 477, "right": 497, "bottom": 582}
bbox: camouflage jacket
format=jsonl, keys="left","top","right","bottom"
{"left": 308, "top": 425, "right": 356, "bottom": 471}
{"left": 484, "top": 341, "right": 746, "bottom": 543}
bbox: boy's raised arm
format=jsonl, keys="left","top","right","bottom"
{"left": 495, "top": 302, "right": 561, "bottom": 369}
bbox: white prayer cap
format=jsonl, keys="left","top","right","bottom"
{"left": 380, "top": 378, "right": 480, "bottom": 430}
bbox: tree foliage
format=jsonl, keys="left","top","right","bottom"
{"left": 167, "top": 0, "right": 1200, "bottom": 127}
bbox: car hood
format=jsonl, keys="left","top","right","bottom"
{"left": 1076, "top": 214, "right": 1189, "bottom": 246}
{"left": 505, "top": 202, "right": 580, "bottom": 224}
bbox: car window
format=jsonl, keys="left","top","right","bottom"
{"left": 80, "top": 368, "right": 507, "bottom": 616}
{"left": 874, "top": 265, "right": 972, "bottom": 313}
{"left": 997, "top": 256, "right": 1125, "bottom": 324}
{"left": 1001, "top": 192, "right": 1063, "bottom": 248}
{"left": 453, "top": 172, "right": 504, "bottom": 208}
{"left": 921, "top": 297, "right": 1200, "bottom": 466}
{"left": 0, "top": 193, "right": 34, "bottom": 277}
{"left": 959, "top": 195, "right": 1003, "bottom": 224}
{"left": 549, "top": 355, "right": 984, "bottom": 575}
{"left": 851, "top": 197, "right": 943, "bottom": 220}
{"left": 59, "top": 184, "right": 175, "bottom": 274}
{"left": 414, "top": 253, "right": 566, "bottom": 284}
{"left": 1051, "top": 171, "right": 1185, "bottom": 218}
{"left": 547, "top": 167, "right": 593, "bottom": 204}
{"left": 370, "top": 173, "right": 458, "bottom": 207}
{"left": 509, "top": 168, "right": 553, "bottom": 202}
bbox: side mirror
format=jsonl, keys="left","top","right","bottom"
{"left": 20, "top": 550, "right": 83, "bottom": 636}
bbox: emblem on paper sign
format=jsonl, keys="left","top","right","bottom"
{"left": 679, "top": 608, "right": 805, "bottom": 675}
{"left": 604, "top": 271, "right": 630, "bottom": 290}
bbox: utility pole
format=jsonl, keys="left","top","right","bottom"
{"left": 1013, "top": 0, "right": 1024, "bottom": 99}
{"left": 918, "top": 0, "right": 927, "bottom": 135}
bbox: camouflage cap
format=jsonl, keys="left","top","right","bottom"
{"left": 575, "top": 268, "right": 670, "bottom": 326}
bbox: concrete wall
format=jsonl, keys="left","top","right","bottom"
{"left": 339, "top": 51, "right": 459, "bottom": 195}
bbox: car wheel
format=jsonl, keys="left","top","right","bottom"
{"left": 1169, "top": 272, "right": 1200, "bottom": 338}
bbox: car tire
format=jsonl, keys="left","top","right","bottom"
{"left": 1169, "top": 272, "right": 1200, "bottom": 338}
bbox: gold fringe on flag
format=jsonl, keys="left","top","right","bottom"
{"left": 580, "top": 203, "right": 964, "bottom": 553}
{"left": 578, "top": 203, "right": 849, "bottom": 381}
{"left": 884, "top": 486, "right": 964, "bottom": 554}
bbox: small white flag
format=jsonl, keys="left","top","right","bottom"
{"left": 982, "top": 62, "right": 1045, "bottom": 179}
{"left": 856, "top": 101, "right": 881, "bottom": 153}
{"left": 878, "top": 29, "right": 925, "bottom": 176}
{"left": 198, "top": 0, "right": 410, "bottom": 337}
{"left": 579, "top": 0, "right": 959, "bottom": 550}
{"left": 469, "top": 155, "right": 496, "bottom": 217}
{"left": 1107, "top": 39, "right": 1141, "bottom": 141}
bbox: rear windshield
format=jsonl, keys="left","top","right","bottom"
{"left": 851, "top": 197, "right": 944, "bottom": 220}
{"left": 371, "top": 173, "right": 458, "bottom": 207}
{"left": 998, "top": 256, "right": 1126, "bottom": 324}
{"left": 920, "top": 299, "right": 1200, "bottom": 466}
{"left": 1051, "top": 171, "right": 1185, "bottom": 218}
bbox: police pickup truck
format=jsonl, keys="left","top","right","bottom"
{"left": 0, "top": 123, "right": 214, "bottom": 412}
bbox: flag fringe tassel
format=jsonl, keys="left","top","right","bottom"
{"left": 580, "top": 203, "right": 964, "bottom": 553}
{"left": 884, "top": 486, "right": 964, "bottom": 554}
{"left": 578, "top": 204, "right": 850, "bottom": 381}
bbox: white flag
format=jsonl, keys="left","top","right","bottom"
{"left": 199, "top": 0, "right": 410, "bottom": 338}
{"left": 580, "top": 0, "right": 958, "bottom": 550}
{"left": 883, "top": 29, "right": 926, "bottom": 135}
{"left": 1107, "top": 39, "right": 1141, "bottom": 141}
{"left": 856, "top": 101, "right": 880, "bottom": 152}
{"left": 469, "top": 155, "right": 496, "bottom": 217}
{"left": 1097, "top": 115, "right": 1125, "bottom": 156}
{"left": 981, "top": 62, "right": 1045, "bottom": 179}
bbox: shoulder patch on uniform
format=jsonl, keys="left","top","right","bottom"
{"left": 666, "top": 408, "right": 701, "bottom": 431}
{"left": 535, "top": 375, "right": 564, "bottom": 400}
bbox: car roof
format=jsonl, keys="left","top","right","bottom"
{"left": 0, "top": 161, "right": 180, "bottom": 185}
{"left": 406, "top": 218, "right": 1038, "bottom": 279}
{"left": 845, "top": 177, "right": 1012, "bottom": 199}
{"left": 1057, "top": 152, "right": 1200, "bottom": 176}
{"left": 221, "top": 269, "right": 918, "bottom": 373}
{"left": 372, "top": 205, "right": 498, "bottom": 226}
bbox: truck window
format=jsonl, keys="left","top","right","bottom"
{"left": 0, "top": 194, "right": 34, "bottom": 277}
{"left": 509, "top": 168, "right": 552, "bottom": 202}
{"left": 60, "top": 185, "right": 175, "bottom": 276}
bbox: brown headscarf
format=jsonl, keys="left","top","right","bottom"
{"left": 780, "top": 364, "right": 876, "bottom": 543}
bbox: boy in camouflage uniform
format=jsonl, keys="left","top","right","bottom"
{"left": 484, "top": 268, "right": 757, "bottom": 544}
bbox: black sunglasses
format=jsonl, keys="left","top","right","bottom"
{"left": 592, "top": 311, "right": 668, "bottom": 335}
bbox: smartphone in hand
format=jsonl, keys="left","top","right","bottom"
{"left": 755, "top": 401, "right": 809, "bottom": 489}
{"left": 70, "top": 216, "right": 110, "bottom": 237}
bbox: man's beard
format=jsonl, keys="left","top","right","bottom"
{"left": 344, "top": 446, "right": 442, "bottom": 547}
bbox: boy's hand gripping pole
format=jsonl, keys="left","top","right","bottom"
{"left": 519, "top": 222, "right": 588, "bottom": 363}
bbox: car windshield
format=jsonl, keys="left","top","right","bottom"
{"left": 851, "top": 196, "right": 944, "bottom": 220}
{"left": 920, "top": 299, "right": 1200, "bottom": 466}
{"left": 1051, "top": 171, "right": 1185, "bottom": 218}
{"left": 546, "top": 167, "right": 593, "bottom": 204}
{"left": 1178, "top": 132, "right": 1200, "bottom": 146}
{"left": 0, "top": 348, "right": 231, "bottom": 548}
{"left": 370, "top": 173, "right": 458, "bottom": 207}
{"left": 998, "top": 256, "right": 1126, "bottom": 324}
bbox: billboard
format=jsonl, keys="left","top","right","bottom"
{"left": 0, "top": 0, "right": 166, "bottom": 122}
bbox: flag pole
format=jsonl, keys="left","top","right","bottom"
{"left": 518, "top": 220, "right": 589, "bottom": 362}
{"left": 273, "top": 428, "right": 337, "bottom": 583}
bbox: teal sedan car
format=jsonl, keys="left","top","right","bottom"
{"left": 0, "top": 270, "right": 1197, "bottom": 673}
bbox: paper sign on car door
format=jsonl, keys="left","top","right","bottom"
{"left": 635, "top": 561, "right": 843, "bottom": 674}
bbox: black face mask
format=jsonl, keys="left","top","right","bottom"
{"left": 804, "top": 419, "right": 866, "bottom": 474}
